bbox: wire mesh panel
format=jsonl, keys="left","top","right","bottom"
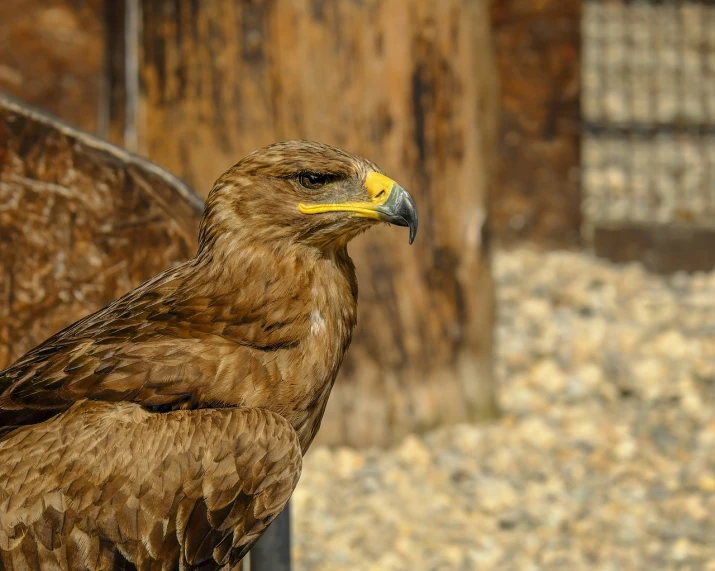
{"left": 582, "top": 0, "right": 715, "bottom": 270}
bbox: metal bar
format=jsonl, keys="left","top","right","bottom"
{"left": 624, "top": 1, "right": 637, "bottom": 222}
{"left": 702, "top": 2, "right": 714, "bottom": 216}
{"left": 583, "top": 121, "right": 715, "bottom": 137}
{"left": 593, "top": 221, "right": 715, "bottom": 273}
{"left": 249, "top": 501, "right": 292, "bottom": 571}
{"left": 646, "top": 0, "right": 658, "bottom": 223}
{"left": 124, "top": 0, "right": 140, "bottom": 152}
{"left": 583, "top": 0, "right": 712, "bottom": 5}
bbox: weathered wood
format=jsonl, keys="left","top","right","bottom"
{"left": 0, "top": 93, "right": 204, "bottom": 370}
{"left": 134, "top": 0, "right": 282, "bottom": 193}
{"left": 119, "top": 0, "right": 498, "bottom": 447}
{"left": 491, "top": 0, "right": 582, "bottom": 247}
{"left": 593, "top": 223, "right": 715, "bottom": 274}
{"left": 0, "top": 0, "right": 105, "bottom": 134}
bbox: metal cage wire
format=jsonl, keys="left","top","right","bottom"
{"left": 582, "top": 0, "right": 715, "bottom": 239}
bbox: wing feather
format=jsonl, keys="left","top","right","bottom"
{"left": 0, "top": 401, "right": 302, "bottom": 570}
{"left": 0, "top": 258, "right": 311, "bottom": 436}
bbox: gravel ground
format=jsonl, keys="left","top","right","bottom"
{"left": 292, "top": 248, "right": 715, "bottom": 570}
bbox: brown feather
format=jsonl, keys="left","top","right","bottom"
{"left": 0, "top": 401, "right": 301, "bottom": 570}
{"left": 0, "top": 140, "right": 405, "bottom": 569}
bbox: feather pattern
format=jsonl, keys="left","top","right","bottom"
{"left": 0, "top": 140, "right": 413, "bottom": 569}
{"left": 0, "top": 401, "right": 301, "bottom": 570}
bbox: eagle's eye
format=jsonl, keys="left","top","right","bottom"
{"left": 298, "top": 172, "right": 332, "bottom": 190}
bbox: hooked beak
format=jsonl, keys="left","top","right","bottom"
{"left": 298, "top": 171, "right": 418, "bottom": 244}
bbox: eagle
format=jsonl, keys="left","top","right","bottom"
{"left": 0, "top": 140, "right": 417, "bottom": 570}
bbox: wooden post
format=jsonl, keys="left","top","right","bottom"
{"left": 490, "top": 0, "right": 582, "bottom": 247}
{"left": 103, "top": 0, "right": 498, "bottom": 447}
{"left": 0, "top": 0, "right": 106, "bottom": 134}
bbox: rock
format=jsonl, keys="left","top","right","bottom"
{"left": 396, "top": 435, "right": 432, "bottom": 467}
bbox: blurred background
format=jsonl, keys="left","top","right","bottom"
{"left": 1, "top": 0, "right": 715, "bottom": 568}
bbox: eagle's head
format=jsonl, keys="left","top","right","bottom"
{"left": 198, "top": 140, "right": 418, "bottom": 252}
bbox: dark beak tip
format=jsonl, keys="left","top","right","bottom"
{"left": 378, "top": 183, "right": 418, "bottom": 244}
{"left": 405, "top": 194, "right": 418, "bottom": 245}
{"left": 408, "top": 220, "right": 417, "bottom": 245}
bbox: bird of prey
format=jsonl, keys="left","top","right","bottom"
{"left": 0, "top": 140, "right": 417, "bottom": 570}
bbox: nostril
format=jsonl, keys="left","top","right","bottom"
{"left": 375, "top": 190, "right": 386, "bottom": 200}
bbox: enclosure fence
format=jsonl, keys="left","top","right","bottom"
{"left": 582, "top": 0, "right": 715, "bottom": 255}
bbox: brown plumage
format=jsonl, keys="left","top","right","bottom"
{"left": 0, "top": 140, "right": 417, "bottom": 570}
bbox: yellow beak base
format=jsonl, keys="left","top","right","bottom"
{"left": 298, "top": 170, "right": 418, "bottom": 243}
{"left": 298, "top": 171, "right": 396, "bottom": 219}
